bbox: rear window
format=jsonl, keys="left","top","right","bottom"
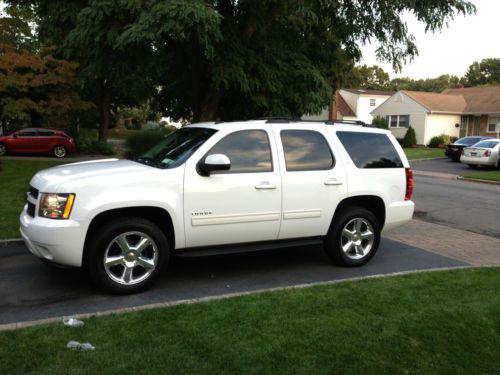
{"left": 455, "top": 137, "right": 484, "bottom": 145}
{"left": 472, "top": 140, "right": 499, "bottom": 148}
{"left": 336, "top": 131, "right": 403, "bottom": 169}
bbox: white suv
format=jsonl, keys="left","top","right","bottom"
{"left": 20, "top": 119, "right": 414, "bottom": 293}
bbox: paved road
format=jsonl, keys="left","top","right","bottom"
{"left": 411, "top": 158, "right": 497, "bottom": 175}
{"left": 0, "top": 239, "right": 465, "bottom": 325}
{"left": 413, "top": 175, "right": 500, "bottom": 238}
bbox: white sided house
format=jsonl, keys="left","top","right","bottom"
{"left": 302, "top": 89, "right": 394, "bottom": 124}
{"left": 371, "top": 86, "right": 500, "bottom": 145}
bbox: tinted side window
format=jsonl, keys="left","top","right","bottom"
{"left": 38, "top": 130, "right": 55, "bottom": 137}
{"left": 281, "top": 130, "right": 334, "bottom": 171}
{"left": 207, "top": 130, "right": 272, "bottom": 173}
{"left": 337, "top": 131, "right": 403, "bottom": 169}
{"left": 17, "top": 130, "right": 37, "bottom": 137}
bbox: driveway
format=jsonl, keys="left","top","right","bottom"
{"left": 410, "top": 158, "right": 497, "bottom": 175}
{"left": 0, "top": 238, "right": 466, "bottom": 326}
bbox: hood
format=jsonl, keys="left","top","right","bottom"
{"left": 31, "top": 159, "right": 155, "bottom": 191}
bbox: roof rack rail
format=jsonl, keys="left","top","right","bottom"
{"left": 260, "top": 117, "right": 372, "bottom": 127}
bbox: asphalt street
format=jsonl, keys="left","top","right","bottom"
{"left": 412, "top": 175, "right": 500, "bottom": 238}
{"left": 0, "top": 239, "right": 466, "bottom": 325}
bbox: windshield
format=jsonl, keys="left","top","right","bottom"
{"left": 472, "top": 140, "right": 500, "bottom": 148}
{"left": 133, "top": 127, "right": 217, "bottom": 169}
{"left": 455, "top": 137, "right": 483, "bottom": 145}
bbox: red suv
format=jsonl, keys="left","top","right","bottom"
{"left": 0, "top": 128, "right": 76, "bottom": 158}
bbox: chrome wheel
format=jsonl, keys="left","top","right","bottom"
{"left": 340, "top": 217, "right": 375, "bottom": 260}
{"left": 0, "top": 144, "right": 5, "bottom": 156}
{"left": 54, "top": 145, "right": 66, "bottom": 158}
{"left": 103, "top": 231, "right": 158, "bottom": 286}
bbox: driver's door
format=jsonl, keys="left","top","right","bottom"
{"left": 183, "top": 128, "right": 281, "bottom": 248}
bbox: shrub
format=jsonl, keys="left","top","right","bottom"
{"left": 125, "top": 128, "right": 173, "bottom": 159}
{"left": 402, "top": 126, "right": 417, "bottom": 148}
{"left": 372, "top": 116, "right": 388, "bottom": 129}
{"left": 450, "top": 136, "right": 458, "bottom": 144}
{"left": 76, "top": 138, "right": 115, "bottom": 155}
{"left": 428, "top": 133, "right": 454, "bottom": 148}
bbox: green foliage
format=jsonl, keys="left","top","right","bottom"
{"left": 428, "top": 134, "right": 454, "bottom": 148}
{"left": 76, "top": 138, "right": 115, "bottom": 155}
{"left": 125, "top": 128, "right": 173, "bottom": 159}
{"left": 402, "top": 126, "right": 417, "bottom": 148}
{"left": 346, "top": 65, "right": 391, "bottom": 90}
{"left": 372, "top": 116, "right": 389, "bottom": 129}
{"left": 0, "top": 4, "right": 39, "bottom": 51}
{"left": 464, "top": 58, "right": 500, "bottom": 86}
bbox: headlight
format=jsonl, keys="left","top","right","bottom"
{"left": 39, "top": 193, "right": 75, "bottom": 219}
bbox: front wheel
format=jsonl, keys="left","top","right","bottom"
{"left": 324, "top": 207, "right": 380, "bottom": 266}
{"left": 0, "top": 143, "right": 6, "bottom": 156}
{"left": 53, "top": 145, "right": 67, "bottom": 158}
{"left": 86, "top": 217, "right": 169, "bottom": 294}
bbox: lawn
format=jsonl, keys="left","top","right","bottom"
{"left": 0, "top": 160, "right": 66, "bottom": 239}
{"left": 404, "top": 147, "right": 445, "bottom": 160}
{"left": 78, "top": 127, "right": 141, "bottom": 140}
{"left": 1, "top": 268, "right": 499, "bottom": 374}
{"left": 461, "top": 170, "right": 500, "bottom": 182}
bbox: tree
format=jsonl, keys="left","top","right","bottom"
{"left": 464, "top": 58, "right": 500, "bottom": 86}
{"left": 346, "top": 65, "right": 391, "bottom": 90}
{"left": 0, "top": 4, "right": 39, "bottom": 51}
{"left": 372, "top": 116, "right": 389, "bottom": 129}
{"left": 402, "top": 126, "right": 417, "bottom": 148}
{"left": 14, "top": 0, "right": 475, "bottom": 131}
{"left": 390, "top": 74, "right": 463, "bottom": 92}
{"left": 0, "top": 43, "right": 93, "bottom": 132}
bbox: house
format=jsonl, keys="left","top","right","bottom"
{"left": 371, "top": 85, "right": 500, "bottom": 145}
{"left": 302, "top": 88, "right": 394, "bottom": 124}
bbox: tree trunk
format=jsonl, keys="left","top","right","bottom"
{"left": 198, "top": 86, "right": 223, "bottom": 122}
{"left": 98, "top": 80, "right": 111, "bottom": 141}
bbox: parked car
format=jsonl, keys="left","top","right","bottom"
{"left": 460, "top": 139, "right": 500, "bottom": 168}
{"left": 445, "top": 136, "right": 493, "bottom": 161}
{"left": 20, "top": 119, "right": 414, "bottom": 294}
{"left": 0, "top": 128, "right": 76, "bottom": 158}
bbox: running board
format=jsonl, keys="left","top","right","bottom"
{"left": 175, "top": 237, "right": 324, "bottom": 257}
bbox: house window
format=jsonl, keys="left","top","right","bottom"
{"left": 487, "top": 116, "right": 500, "bottom": 133}
{"left": 370, "top": 98, "right": 376, "bottom": 107}
{"left": 387, "top": 115, "right": 410, "bottom": 128}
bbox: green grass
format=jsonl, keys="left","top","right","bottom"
{"left": 1, "top": 268, "right": 499, "bottom": 374}
{"left": 0, "top": 160, "right": 66, "bottom": 239}
{"left": 461, "top": 170, "right": 500, "bottom": 182}
{"left": 404, "top": 147, "right": 445, "bottom": 160}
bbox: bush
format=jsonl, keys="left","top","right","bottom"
{"left": 402, "top": 126, "right": 417, "bottom": 148}
{"left": 372, "top": 116, "right": 389, "bottom": 129}
{"left": 125, "top": 128, "right": 173, "bottom": 159}
{"left": 76, "top": 138, "right": 115, "bottom": 155}
{"left": 428, "top": 133, "right": 454, "bottom": 148}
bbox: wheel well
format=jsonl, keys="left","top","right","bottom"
{"left": 83, "top": 206, "right": 175, "bottom": 266}
{"left": 333, "top": 196, "right": 385, "bottom": 228}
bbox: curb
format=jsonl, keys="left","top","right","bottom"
{"left": 412, "top": 170, "right": 458, "bottom": 180}
{"left": 0, "top": 265, "right": 479, "bottom": 332}
{"left": 458, "top": 176, "right": 500, "bottom": 186}
{"left": 409, "top": 157, "right": 447, "bottom": 162}
{"left": 0, "top": 238, "right": 23, "bottom": 245}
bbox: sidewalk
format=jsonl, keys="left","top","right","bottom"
{"left": 384, "top": 219, "right": 500, "bottom": 266}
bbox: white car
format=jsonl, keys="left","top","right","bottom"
{"left": 20, "top": 119, "right": 414, "bottom": 294}
{"left": 460, "top": 139, "right": 500, "bottom": 169}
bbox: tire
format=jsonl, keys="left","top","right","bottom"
{"left": 0, "top": 143, "right": 6, "bottom": 156}
{"left": 53, "top": 145, "right": 67, "bottom": 158}
{"left": 324, "top": 207, "right": 380, "bottom": 267}
{"left": 468, "top": 164, "right": 477, "bottom": 169}
{"left": 86, "top": 217, "right": 169, "bottom": 294}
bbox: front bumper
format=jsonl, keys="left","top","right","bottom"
{"left": 20, "top": 206, "right": 88, "bottom": 267}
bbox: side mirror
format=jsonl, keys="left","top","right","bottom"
{"left": 198, "top": 154, "right": 231, "bottom": 176}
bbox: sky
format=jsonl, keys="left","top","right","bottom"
{"left": 360, "top": 0, "right": 500, "bottom": 80}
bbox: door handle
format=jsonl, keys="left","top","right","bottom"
{"left": 255, "top": 182, "right": 277, "bottom": 190}
{"left": 324, "top": 178, "right": 343, "bottom": 186}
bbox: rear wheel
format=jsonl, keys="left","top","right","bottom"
{"left": 86, "top": 217, "right": 169, "bottom": 294}
{"left": 324, "top": 207, "right": 380, "bottom": 266}
{"left": 0, "top": 143, "right": 6, "bottom": 156}
{"left": 53, "top": 145, "right": 67, "bottom": 158}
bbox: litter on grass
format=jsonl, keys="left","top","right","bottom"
{"left": 63, "top": 317, "right": 84, "bottom": 327}
{"left": 67, "top": 341, "right": 95, "bottom": 351}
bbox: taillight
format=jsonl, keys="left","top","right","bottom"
{"left": 405, "top": 168, "right": 414, "bottom": 201}
{"left": 484, "top": 150, "right": 491, "bottom": 157}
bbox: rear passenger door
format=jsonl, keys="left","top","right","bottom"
{"left": 272, "top": 125, "right": 348, "bottom": 239}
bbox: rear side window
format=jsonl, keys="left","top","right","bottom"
{"left": 337, "top": 131, "right": 403, "bottom": 169}
{"left": 17, "top": 129, "right": 37, "bottom": 137}
{"left": 280, "top": 130, "right": 334, "bottom": 171}
{"left": 207, "top": 130, "right": 273, "bottom": 173}
{"left": 38, "top": 130, "right": 55, "bottom": 137}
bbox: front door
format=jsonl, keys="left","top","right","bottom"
{"left": 183, "top": 128, "right": 281, "bottom": 248}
